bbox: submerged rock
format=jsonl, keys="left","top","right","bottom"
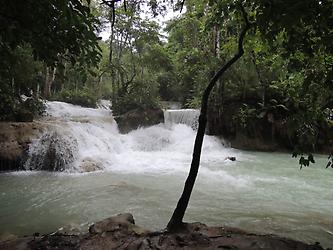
{"left": 0, "top": 214, "right": 325, "bottom": 250}
{"left": 115, "top": 108, "right": 164, "bottom": 133}
{"left": 79, "top": 158, "right": 103, "bottom": 173}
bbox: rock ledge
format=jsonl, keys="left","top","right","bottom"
{"left": 0, "top": 213, "right": 326, "bottom": 250}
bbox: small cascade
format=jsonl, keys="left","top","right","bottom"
{"left": 24, "top": 101, "right": 119, "bottom": 172}
{"left": 25, "top": 131, "right": 78, "bottom": 171}
{"left": 163, "top": 109, "right": 200, "bottom": 130}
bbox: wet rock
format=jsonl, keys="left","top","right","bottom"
{"left": 0, "top": 214, "right": 326, "bottom": 250}
{"left": 0, "top": 236, "right": 33, "bottom": 250}
{"left": 0, "top": 122, "right": 43, "bottom": 171}
{"left": 89, "top": 213, "right": 135, "bottom": 234}
{"left": 115, "top": 108, "right": 164, "bottom": 133}
{"left": 29, "top": 234, "right": 80, "bottom": 250}
{"left": 25, "top": 131, "right": 78, "bottom": 171}
{"left": 79, "top": 158, "right": 103, "bottom": 172}
{"left": 0, "top": 232, "right": 18, "bottom": 242}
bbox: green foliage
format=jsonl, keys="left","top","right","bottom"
{"left": 294, "top": 153, "right": 315, "bottom": 170}
{"left": 0, "top": 0, "right": 102, "bottom": 120}
{"left": 0, "top": 88, "right": 17, "bottom": 121}
{"left": 161, "top": 0, "right": 333, "bottom": 168}
{"left": 100, "top": 3, "right": 174, "bottom": 115}
{"left": 0, "top": 0, "right": 102, "bottom": 67}
{"left": 232, "top": 104, "right": 257, "bottom": 131}
{"left": 20, "top": 97, "right": 45, "bottom": 117}
{"left": 51, "top": 88, "right": 98, "bottom": 108}
{"left": 165, "top": 12, "right": 219, "bottom": 107}
{"left": 112, "top": 92, "right": 160, "bottom": 116}
{"left": 0, "top": 90, "right": 45, "bottom": 121}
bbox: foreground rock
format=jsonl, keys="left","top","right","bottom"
{"left": 115, "top": 108, "right": 164, "bottom": 133}
{"left": 0, "top": 214, "right": 326, "bottom": 250}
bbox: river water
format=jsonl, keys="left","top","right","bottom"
{"left": 0, "top": 102, "right": 332, "bottom": 247}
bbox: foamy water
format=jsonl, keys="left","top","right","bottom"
{"left": 25, "top": 101, "right": 237, "bottom": 174}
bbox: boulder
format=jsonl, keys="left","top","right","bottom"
{"left": 89, "top": 213, "right": 136, "bottom": 234}
{"left": 25, "top": 131, "right": 78, "bottom": 171}
{"left": 115, "top": 108, "right": 164, "bottom": 133}
{"left": 79, "top": 158, "right": 103, "bottom": 173}
{"left": 0, "top": 122, "right": 43, "bottom": 171}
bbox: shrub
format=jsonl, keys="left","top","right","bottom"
{"left": 51, "top": 88, "right": 98, "bottom": 108}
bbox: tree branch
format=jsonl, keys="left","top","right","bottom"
{"left": 180, "top": 0, "right": 185, "bottom": 13}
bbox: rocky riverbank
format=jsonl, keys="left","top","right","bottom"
{"left": 207, "top": 102, "right": 333, "bottom": 153}
{"left": 0, "top": 214, "right": 327, "bottom": 250}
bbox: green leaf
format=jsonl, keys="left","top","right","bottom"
{"left": 308, "top": 154, "right": 315, "bottom": 164}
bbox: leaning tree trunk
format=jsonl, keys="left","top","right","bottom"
{"left": 167, "top": 6, "right": 251, "bottom": 231}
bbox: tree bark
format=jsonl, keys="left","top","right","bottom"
{"left": 43, "top": 66, "right": 57, "bottom": 98}
{"left": 250, "top": 50, "right": 266, "bottom": 106}
{"left": 167, "top": 6, "right": 251, "bottom": 232}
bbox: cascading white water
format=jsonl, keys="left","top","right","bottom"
{"left": 163, "top": 109, "right": 200, "bottom": 130}
{"left": 25, "top": 102, "right": 234, "bottom": 173}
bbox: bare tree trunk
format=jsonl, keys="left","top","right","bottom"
{"left": 61, "top": 61, "right": 67, "bottom": 92}
{"left": 44, "top": 66, "right": 50, "bottom": 98}
{"left": 11, "top": 77, "right": 15, "bottom": 95}
{"left": 215, "top": 26, "right": 226, "bottom": 106}
{"left": 212, "top": 25, "right": 221, "bottom": 58}
{"left": 108, "top": 3, "right": 115, "bottom": 64}
{"left": 43, "top": 66, "right": 57, "bottom": 98}
{"left": 167, "top": 6, "right": 251, "bottom": 231}
{"left": 36, "top": 83, "right": 40, "bottom": 99}
{"left": 51, "top": 67, "right": 56, "bottom": 95}
{"left": 110, "top": 25, "right": 116, "bottom": 99}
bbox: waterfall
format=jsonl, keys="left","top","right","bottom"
{"left": 24, "top": 131, "right": 78, "bottom": 171}
{"left": 24, "top": 102, "right": 233, "bottom": 173}
{"left": 25, "top": 101, "right": 120, "bottom": 172}
{"left": 163, "top": 109, "right": 200, "bottom": 130}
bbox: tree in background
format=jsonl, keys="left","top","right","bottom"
{"left": 0, "top": 0, "right": 101, "bottom": 120}
{"left": 100, "top": 0, "right": 178, "bottom": 115}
